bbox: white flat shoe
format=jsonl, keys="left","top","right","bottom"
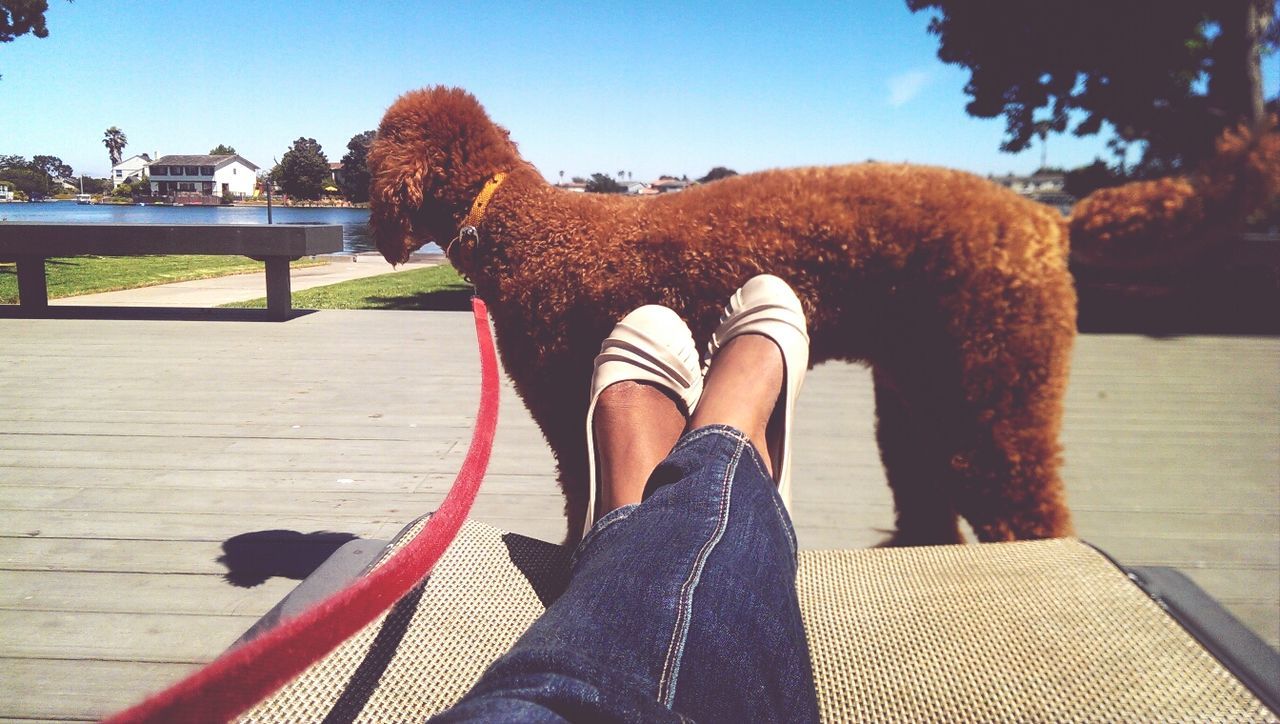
{"left": 705, "top": 274, "right": 809, "bottom": 510}
{"left": 584, "top": 305, "right": 703, "bottom": 540}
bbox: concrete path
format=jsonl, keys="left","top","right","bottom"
{"left": 53, "top": 253, "right": 444, "bottom": 308}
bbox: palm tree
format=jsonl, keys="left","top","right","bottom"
{"left": 103, "top": 127, "right": 128, "bottom": 167}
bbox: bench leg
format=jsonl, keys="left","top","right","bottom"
{"left": 264, "top": 257, "right": 292, "bottom": 321}
{"left": 16, "top": 257, "right": 49, "bottom": 310}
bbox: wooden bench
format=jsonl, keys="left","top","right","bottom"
{"left": 0, "top": 222, "right": 344, "bottom": 321}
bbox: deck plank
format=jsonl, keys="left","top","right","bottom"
{"left": 1, "top": 310, "right": 1276, "bottom": 720}
{"left": 0, "top": 659, "right": 200, "bottom": 722}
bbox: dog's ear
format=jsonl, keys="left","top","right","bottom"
{"left": 368, "top": 141, "right": 432, "bottom": 264}
{"left": 372, "top": 146, "right": 428, "bottom": 215}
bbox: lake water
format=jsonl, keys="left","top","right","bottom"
{"left": 0, "top": 202, "right": 443, "bottom": 255}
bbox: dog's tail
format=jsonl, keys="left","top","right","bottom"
{"left": 1067, "top": 116, "right": 1279, "bottom": 269}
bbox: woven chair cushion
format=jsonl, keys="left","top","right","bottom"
{"left": 239, "top": 519, "right": 1276, "bottom": 722}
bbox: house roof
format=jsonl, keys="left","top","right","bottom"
{"left": 112, "top": 154, "right": 152, "bottom": 169}
{"left": 651, "top": 178, "right": 692, "bottom": 189}
{"left": 151, "top": 154, "right": 261, "bottom": 171}
{"left": 329, "top": 162, "right": 344, "bottom": 171}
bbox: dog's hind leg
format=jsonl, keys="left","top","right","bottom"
{"left": 869, "top": 274, "right": 1075, "bottom": 544}
{"left": 942, "top": 272, "right": 1076, "bottom": 543}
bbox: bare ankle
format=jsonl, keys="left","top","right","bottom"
{"left": 593, "top": 381, "right": 686, "bottom": 516}
{"left": 689, "top": 334, "right": 783, "bottom": 474}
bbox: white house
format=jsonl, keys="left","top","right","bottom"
{"left": 0, "top": 181, "right": 15, "bottom": 202}
{"left": 148, "top": 154, "right": 260, "bottom": 199}
{"left": 990, "top": 172, "right": 1075, "bottom": 213}
{"left": 111, "top": 154, "right": 152, "bottom": 188}
{"left": 990, "top": 172, "right": 1066, "bottom": 196}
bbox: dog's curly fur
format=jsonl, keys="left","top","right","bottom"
{"left": 1069, "top": 117, "right": 1280, "bottom": 270}
{"left": 367, "top": 86, "right": 1273, "bottom": 545}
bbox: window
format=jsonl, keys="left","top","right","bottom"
{"left": 185, "top": 166, "right": 199, "bottom": 176}
{"left": 152, "top": 166, "right": 167, "bottom": 176}
{"left": 201, "top": 182, "right": 213, "bottom": 194}
{"left": 114, "top": 170, "right": 123, "bottom": 177}
{"left": 178, "top": 182, "right": 196, "bottom": 192}
{"left": 200, "top": 166, "right": 214, "bottom": 176}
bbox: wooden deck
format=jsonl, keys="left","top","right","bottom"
{"left": 1, "top": 310, "right": 1277, "bottom": 721}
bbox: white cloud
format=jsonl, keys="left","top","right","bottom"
{"left": 887, "top": 70, "right": 932, "bottom": 108}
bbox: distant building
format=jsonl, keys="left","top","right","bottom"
{"left": 650, "top": 178, "right": 693, "bottom": 193}
{"left": 0, "top": 181, "right": 14, "bottom": 202}
{"left": 555, "top": 182, "right": 588, "bottom": 193}
{"left": 623, "top": 181, "right": 650, "bottom": 195}
{"left": 148, "top": 154, "right": 260, "bottom": 199}
{"left": 111, "top": 154, "right": 152, "bottom": 188}
{"left": 990, "top": 171, "right": 1075, "bottom": 211}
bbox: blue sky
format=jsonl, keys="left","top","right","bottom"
{"left": 3, "top": 1, "right": 1277, "bottom": 180}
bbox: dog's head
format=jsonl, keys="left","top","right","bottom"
{"left": 368, "top": 86, "right": 523, "bottom": 265}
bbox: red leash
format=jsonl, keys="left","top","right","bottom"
{"left": 107, "top": 298, "right": 500, "bottom": 723}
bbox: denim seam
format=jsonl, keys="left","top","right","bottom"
{"left": 714, "top": 427, "right": 797, "bottom": 556}
{"left": 655, "top": 431, "right": 743, "bottom": 707}
{"left": 767, "top": 486, "right": 799, "bottom": 557}
{"left": 670, "top": 424, "right": 749, "bottom": 454}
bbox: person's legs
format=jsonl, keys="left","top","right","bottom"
{"left": 434, "top": 332, "right": 817, "bottom": 723}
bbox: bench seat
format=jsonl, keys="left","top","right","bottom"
{"left": 0, "top": 222, "right": 343, "bottom": 320}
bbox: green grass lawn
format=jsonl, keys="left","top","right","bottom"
{"left": 222, "top": 264, "right": 474, "bottom": 311}
{"left": 0, "top": 255, "right": 328, "bottom": 304}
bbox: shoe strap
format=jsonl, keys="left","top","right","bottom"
{"left": 602, "top": 327, "right": 700, "bottom": 391}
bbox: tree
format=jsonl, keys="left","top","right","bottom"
{"left": 31, "top": 154, "right": 71, "bottom": 180}
{"left": 276, "top": 137, "right": 329, "bottom": 199}
{"left": 338, "top": 130, "right": 375, "bottom": 202}
{"left": 103, "top": 126, "right": 127, "bottom": 166}
{"left": 0, "top": 166, "right": 52, "bottom": 198}
{"left": 208, "top": 144, "right": 237, "bottom": 155}
{"left": 585, "top": 172, "right": 625, "bottom": 193}
{"left": 1063, "top": 160, "right": 1126, "bottom": 199}
{"left": 1, "top": 0, "right": 49, "bottom": 42}
{"left": 698, "top": 166, "right": 738, "bottom": 183}
{"left": 907, "top": 0, "right": 1277, "bottom": 173}
{"left": 78, "top": 175, "right": 109, "bottom": 194}
{"left": 1, "top": 0, "right": 67, "bottom": 80}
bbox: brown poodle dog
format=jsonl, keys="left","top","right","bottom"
{"left": 367, "top": 86, "right": 1272, "bottom": 545}
{"left": 369, "top": 86, "right": 1074, "bottom": 546}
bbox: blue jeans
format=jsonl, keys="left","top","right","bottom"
{"left": 434, "top": 425, "right": 819, "bottom": 723}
